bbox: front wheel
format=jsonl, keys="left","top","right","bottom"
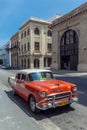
{"left": 66, "top": 103, "right": 71, "bottom": 108}
{"left": 12, "top": 88, "right": 16, "bottom": 96}
{"left": 29, "top": 96, "right": 40, "bottom": 113}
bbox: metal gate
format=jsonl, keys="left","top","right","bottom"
{"left": 60, "top": 29, "right": 78, "bottom": 70}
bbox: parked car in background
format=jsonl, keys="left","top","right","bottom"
{"left": 0, "top": 64, "right": 5, "bottom": 69}
{"left": 0, "top": 65, "right": 2, "bottom": 68}
{"left": 8, "top": 69, "right": 78, "bottom": 113}
{"left": 0, "top": 64, "right": 11, "bottom": 69}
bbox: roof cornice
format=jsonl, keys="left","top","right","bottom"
{"left": 52, "top": 2, "right": 87, "bottom": 27}
{"left": 19, "top": 17, "right": 51, "bottom": 30}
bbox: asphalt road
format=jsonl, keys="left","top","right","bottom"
{"left": 0, "top": 69, "right": 87, "bottom": 130}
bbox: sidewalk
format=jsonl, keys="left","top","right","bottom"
{"left": 0, "top": 81, "right": 44, "bottom": 130}
{"left": 51, "top": 69, "right": 87, "bottom": 77}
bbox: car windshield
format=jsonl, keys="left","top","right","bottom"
{"left": 28, "top": 72, "right": 53, "bottom": 81}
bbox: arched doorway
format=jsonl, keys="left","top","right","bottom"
{"left": 60, "top": 29, "right": 78, "bottom": 70}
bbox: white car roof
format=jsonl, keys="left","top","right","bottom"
{"left": 18, "top": 69, "right": 51, "bottom": 74}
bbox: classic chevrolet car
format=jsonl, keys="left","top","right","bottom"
{"left": 8, "top": 69, "right": 78, "bottom": 113}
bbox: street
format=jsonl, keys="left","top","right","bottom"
{"left": 0, "top": 69, "right": 87, "bottom": 130}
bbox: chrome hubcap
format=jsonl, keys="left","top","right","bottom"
{"left": 30, "top": 97, "right": 36, "bottom": 112}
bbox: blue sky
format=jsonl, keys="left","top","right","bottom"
{"left": 0, "top": 0, "right": 87, "bottom": 47}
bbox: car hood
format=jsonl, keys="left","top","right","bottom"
{"left": 25, "top": 79, "right": 76, "bottom": 94}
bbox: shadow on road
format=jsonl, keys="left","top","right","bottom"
{"left": 5, "top": 90, "right": 75, "bottom": 121}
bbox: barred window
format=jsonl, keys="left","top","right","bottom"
{"left": 61, "top": 29, "right": 78, "bottom": 45}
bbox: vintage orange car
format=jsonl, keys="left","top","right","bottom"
{"left": 8, "top": 69, "right": 78, "bottom": 113}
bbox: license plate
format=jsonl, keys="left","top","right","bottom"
{"left": 59, "top": 101, "right": 66, "bottom": 106}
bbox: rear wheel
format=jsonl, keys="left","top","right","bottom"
{"left": 29, "top": 96, "right": 40, "bottom": 113}
{"left": 12, "top": 88, "right": 16, "bottom": 96}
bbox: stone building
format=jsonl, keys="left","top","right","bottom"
{"left": 51, "top": 2, "right": 87, "bottom": 71}
{"left": 19, "top": 17, "right": 52, "bottom": 69}
{"left": 10, "top": 32, "right": 19, "bottom": 68}
{"left": 0, "top": 41, "right": 11, "bottom": 67}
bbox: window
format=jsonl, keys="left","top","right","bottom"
{"left": 44, "top": 58, "right": 52, "bottom": 67}
{"left": 21, "top": 33, "right": 23, "bottom": 39}
{"left": 48, "top": 58, "right": 52, "bottom": 67}
{"left": 47, "top": 30, "right": 52, "bottom": 37}
{"left": 24, "top": 31, "right": 26, "bottom": 37}
{"left": 21, "top": 59, "right": 23, "bottom": 68}
{"left": 44, "top": 58, "right": 46, "bottom": 67}
{"left": 27, "top": 42, "right": 30, "bottom": 51}
{"left": 21, "top": 45, "right": 23, "bottom": 53}
{"left": 16, "top": 73, "right": 21, "bottom": 80}
{"left": 34, "top": 27, "right": 40, "bottom": 35}
{"left": 34, "top": 42, "right": 40, "bottom": 51}
{"left": 24, "top": 59, "right": 26, "bottom": 68}
{"left": 28, "top": 74, "right": 33, "bottom": 81}
{"left": 47, "top": 43, "right": 52, "bottom": 52}
{"left": 61, "top": 29, "right": 78, "bottom": 45}
{"left": 34, "top": 59, "right": 39, "bottom": 68}
{"left": 28, "top": 59, "right": 30, "bottom": 68}
{"left": 28, "top": 72, "right": 53, "bottom": 81}
{"left": 21, "top": 74, "right": 26, "bottom": 81}
{"left": 69, "top": 30, "right": 74, "bottom": 44}
{"left": 66, "top": 32, "right": 69, "bottom": 44}
{"left": 24, "top": 44, "right": 26, "bottom": 52}
{"left": 27, "top": 29, "right": 30, "bottom": 35}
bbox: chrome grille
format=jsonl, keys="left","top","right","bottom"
{"left": 46, "top": 92, "right": 71, "bottom": 101}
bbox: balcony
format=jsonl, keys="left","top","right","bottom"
{"left": 33, "top": 51, "right": 42, "bottom": 56}
{"left": 19, "top": 51, "right": 30, "bottom": 56}
{"left": 9, "top": 45, "right": 19, "bottom": 51}
{"left": 45, "top": 51, "right": 52, "bottom": 56}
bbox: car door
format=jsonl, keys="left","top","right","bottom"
{"left": 17, "top": 73, "right": 30, "bottom": 101}
{"left": 15, "top": 73, "right": 22, "bottom": 93}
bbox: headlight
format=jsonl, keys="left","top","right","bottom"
{"left": 72, "top": 87, "right": 77, "bottom": 92}
{"left": 40, "top": 91, "right": 46, "bottom": 98}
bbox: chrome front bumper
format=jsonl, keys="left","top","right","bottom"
{"left": 36, "top": 97, "right": 78, "bottom": 110}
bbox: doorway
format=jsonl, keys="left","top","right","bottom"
{"left": 61, "top": 56, "right": 70, "bottom": 69}
{"left": 60, "top": 29, "right": 78, "bottom": 70}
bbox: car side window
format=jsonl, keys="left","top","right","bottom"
{"left": 16, "top": 73, "right": 21, "bottom": 80}
{"left": 21, "top": 74, "right": 26, "bottom": 81}
{"left": 45, "top": 72, "right": 52, "bottom": 79}
{"left": 28, "top": 74, "right": 33, "bottom": 81}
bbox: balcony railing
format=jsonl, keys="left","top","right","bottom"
{"left": 9, "top": 45, "right": 19, "bottom": 50}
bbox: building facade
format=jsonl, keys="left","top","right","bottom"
{"left": 0, "top": 41, "right": 11, "bottom": 67}
{"left": 10, "top": 32, "right": 19, "bottom": 68}
{"left": 19, "top": 17, "right": 52, "bottom": 69}
{"left": 51, "top": 2, "right": 87, "bottom": 71}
